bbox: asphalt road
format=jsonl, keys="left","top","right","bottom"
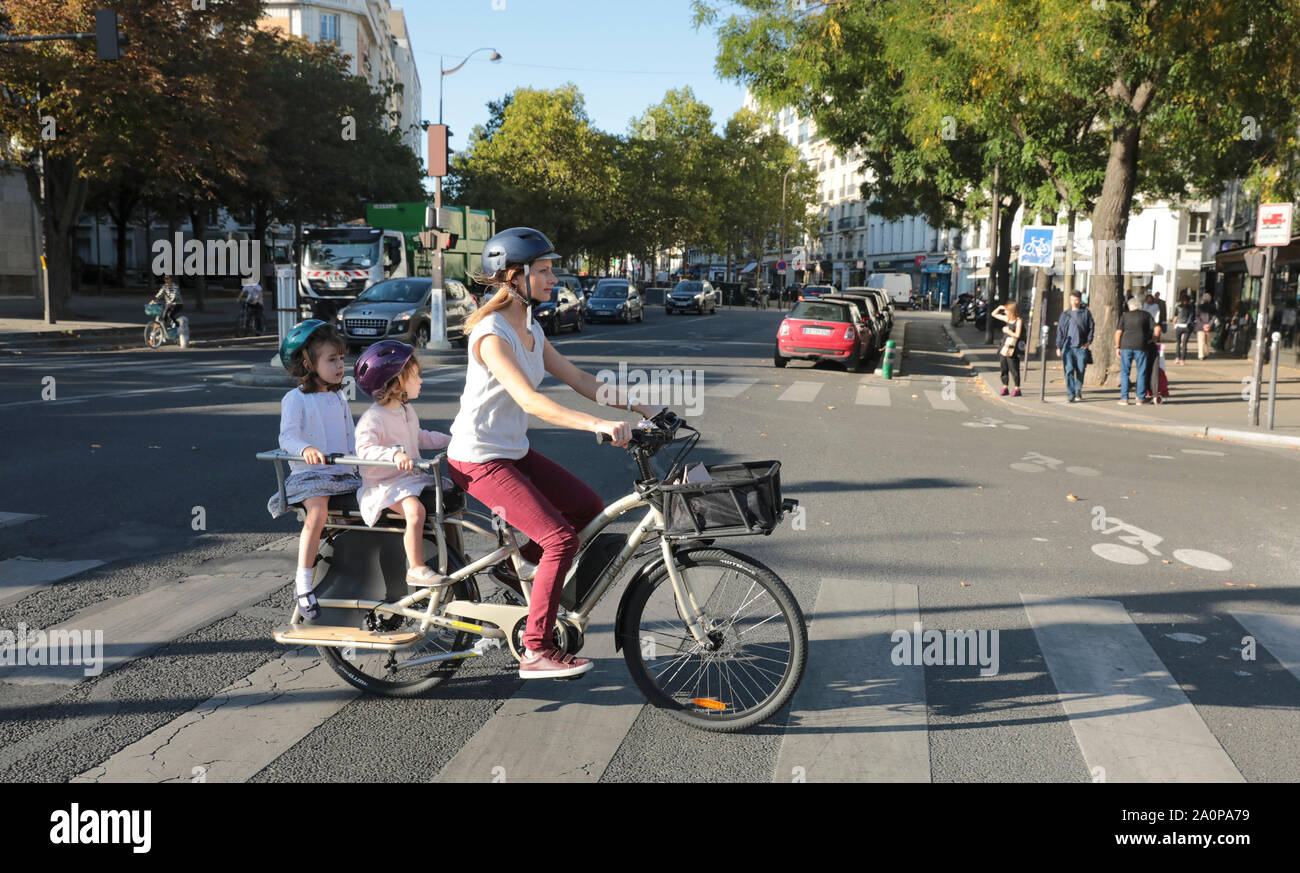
{"left": 1, "top": 305, "right": 1297, "bottom": 783}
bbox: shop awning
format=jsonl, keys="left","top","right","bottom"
{"left": 739, "top": 262, "right": 758, "bottom": 273}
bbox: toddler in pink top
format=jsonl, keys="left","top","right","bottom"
{"left": 354, "top": 343, "right": 451, "bottom": 586}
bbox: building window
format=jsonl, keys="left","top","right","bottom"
{"left": 1187, "top": 212, "right": 1209, "bottom": 244}
{"left": 321, "top": 13, "right": 340, "bottom": 45}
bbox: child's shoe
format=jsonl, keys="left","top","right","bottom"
{"left": 406, "top": 564, "right": 451, "bottom": 587}
{"left": 296, "top": 590, "right": 321, "bottom": 620}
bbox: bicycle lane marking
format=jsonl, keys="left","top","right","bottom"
{"left": 773, "top": 579, "right": 930, "bottom": 783}
{"left": 1021, "top": 594, "right": 1244, "bottom": 783}
{"left": 433, "top": 593, "right": 645, "bottom": 783}
{"left": 73, "top": 648, "right": 358, "bottom": 783}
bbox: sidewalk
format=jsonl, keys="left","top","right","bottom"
{"left": 939, "top": 314, "right": 1300, "bottom": 450}
{"left": 0, "top": 288, "right": 257, "bottom": 353}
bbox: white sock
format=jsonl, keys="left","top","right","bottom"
{"left": 295, "top": 567, "right": 314, "bottom": 596}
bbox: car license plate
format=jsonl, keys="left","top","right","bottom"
{"left": 805, "top": 327, "right": 832, "bottom": 336}
{"left": 328, "top": 281, "right": 348, "bottom": 289}
{"left": 354, "top": 327, "right": 379, "bottom": 335}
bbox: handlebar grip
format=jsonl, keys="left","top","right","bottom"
{"left": 596, "top": 432, "right": 612, "bottom": 444}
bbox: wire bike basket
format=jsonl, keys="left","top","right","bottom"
{"left": 659, "top": 460, "right": 783, "bottom": 538}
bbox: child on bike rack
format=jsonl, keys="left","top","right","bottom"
{"left": 267, "top": 320, "right": 361, "bottom": 619}
{"left": 353, "top": 341, "right": 453, "bottom": 587}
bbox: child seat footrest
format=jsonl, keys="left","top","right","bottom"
{"left": 274, "top": 625, "right": 423, "bottom": 650}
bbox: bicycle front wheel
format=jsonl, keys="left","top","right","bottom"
{"left": 619, "top": 547, "right": 807, "bottom": 732}
{"left": 144, "top": 322, "right": 166, "bottom": 348}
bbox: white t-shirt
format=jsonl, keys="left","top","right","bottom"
{"left": 448, "top": 312, "right": 547, "bottom": 463}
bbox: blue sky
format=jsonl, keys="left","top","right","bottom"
{"left": 399, "top": 0, "right": 750, "bottom": 151}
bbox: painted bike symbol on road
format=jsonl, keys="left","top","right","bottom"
{"left": 1009, "top": 451, "right": 1100, "bottom": 477}
{"left": 1089, "top": 506, "right": 1232, "bottom": 571}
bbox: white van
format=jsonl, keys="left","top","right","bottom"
{"left": 865, "top": 272, "right": 916, "bottom": 308}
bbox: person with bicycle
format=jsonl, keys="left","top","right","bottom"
{"left": 151, "top": 275, "right": 183, "bottom": 331}
{"left": 238, "top": 276, "right": 264, "bottom": 334}
{"left": 447, "top": 227, "right": 659, "bottom": 679}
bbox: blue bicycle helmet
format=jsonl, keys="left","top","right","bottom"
{"left": 280, "top": 319, "right": 330, "bottom": 369}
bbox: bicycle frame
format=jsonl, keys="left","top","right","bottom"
{"left": 256, "top": 450, "right": 715, "bottom": 657}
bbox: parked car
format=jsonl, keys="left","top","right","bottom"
{"left": 775, "top": 298, "right": 875, "bottom": 372}
{"left": 533, "top": 285, "right": 583, "bottom": 335}
{"left": 338, "top": 277, "right": 476, "bottom": 354}
{"left": 798, "top": 284, "right": 835, "bottom": 301}
{"left": 552, "top": 275, "right": 585, "bottom": 315}
{"left": 666, "top": 280, "right": 718, "bottom": 315}
{"left": 828, "top": 293, "right": 886, "bottom": 351}
{"left": 844, "top": 287, "right": 893, "bottom": 339}
{"left": 585, "top": 279, "right": 644, "bottom": 323}
{"left": 865, "top": 272, "right": 916, "bottom": 308}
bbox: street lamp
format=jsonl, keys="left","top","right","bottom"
{"left": 428, "top": 48, "right": 500, "bottom": 353}
{"left": 779, "top": 166, "right": 794, "bottom": 311}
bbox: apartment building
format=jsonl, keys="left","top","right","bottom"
{"left": 261, "top": 0, "right": 424, "bottom": 158}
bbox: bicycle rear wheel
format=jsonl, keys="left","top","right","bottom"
{"left": 618, "top": 547, "right": 807, "bottom": 732}
{"left": 319, "top": 548, "right": 479, "bottom": 698}
{"left": 145, "top": 321, "right": 166, "bottom": 348}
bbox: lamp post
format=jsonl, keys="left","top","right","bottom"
{"left": 779, "top": 166, "right": 793, "bottom": 311}
{"left": 430, "top": 48, "right": 500, "bottom": 351}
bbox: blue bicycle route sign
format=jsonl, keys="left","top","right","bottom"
{"left": 1020, "top": 226, "right": 1056, "bottom": 268}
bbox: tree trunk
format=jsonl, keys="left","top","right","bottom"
{"left": 1085, "top": 123, "right": 1142, "bottom": 388}
{"left": 997, "top": 194, "right": 1019, "bottom": 304}
{"left": 189, "top": 206, "right": 208, "bottom": 312}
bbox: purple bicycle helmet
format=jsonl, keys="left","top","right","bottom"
{"left": 355, "top": 340, "right": 415, "bottom": 398}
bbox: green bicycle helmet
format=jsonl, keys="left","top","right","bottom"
{"left": 280, "top": 319, "right": 331, "bottom": 369}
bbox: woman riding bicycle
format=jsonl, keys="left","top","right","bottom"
{"left": 447, "top": 227, "right": 660, "bottom": 679}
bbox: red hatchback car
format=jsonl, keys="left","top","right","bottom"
{"left": 775, "top": 299, "right": 876, "bottom": 371}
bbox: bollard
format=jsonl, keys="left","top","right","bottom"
{"left": 882, "top": 340, "right": 897, "bottom": 379}
{"left": 177, "top": 315, "right": 190, "bottom": 349}
{"left": 1267, "top": 331, "right": 1281, "bottom": 430}
{"left": 1039, "top": 324, "right": 1048, "bottom": 401}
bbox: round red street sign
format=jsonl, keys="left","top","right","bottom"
{"left": 776, "top": 260, "right": 787, "bottom": 271}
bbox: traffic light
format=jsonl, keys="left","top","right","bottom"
{"left": 440, "top": 232, "right": 459, "bottom": 250}
{"left": 427, "top": 124, "right": 448, "bottom": 177}
{"left": 94, "top": 9, "right": 120, "bottom": 61}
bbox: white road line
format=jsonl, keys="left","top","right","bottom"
{"left": 0, "top": 557, "right": 105, "bottom": 608}
{"left": 0, "top": 383, "right": 208, "bottom": 409}
{"left": 855, "top": 386, "right": 892, "bottom": 406}
{"left": 778, "top": 381, "right": 823, "bottom": 403}
{"left": 1022, "top": 594, "right": 1244, "bottom": 783}
{"left": 705, "top": 378, "right": 758, "bottom": 399}
{"left": 434, "top": 596, "right": 643, "bottom": 783}
{"left": 1229, "top": 611, "right": 1300, "bottom": 685}
{"left": 0, "top": 512, "right": 40, "bottom": 529}
{"left": 924, "top": 390, "right": 968, "bottom": 412}
{"left": 0, "top": 553, "right": 294, "bottom": 687}
{"left": 73, "top": 650, "right": 358, "bottom": 783}
{"left": 774, "top": 579, "right": 930, "bottom": 783}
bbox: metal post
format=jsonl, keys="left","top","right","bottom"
{"left": 984, "top": 164, "right": 1000, "bottom": 344}
{"left": 1267, "top": 331, "right": 1281, "bottom": 430}
{"left": 1039, "top": 323, "right": 1048, "bottom": 401}
{"left": 1248, "top": 245, "right": 1274, "bottom": 426}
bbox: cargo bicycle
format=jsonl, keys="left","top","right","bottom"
{"left": 257, "top": 410, "right": 807, "bottom": 731}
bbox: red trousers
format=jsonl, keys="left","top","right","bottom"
{"left": 448, "top": 450, "right": 604, "bottom": 651}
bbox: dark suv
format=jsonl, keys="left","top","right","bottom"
{"left": 339, "top": 277, "right": 477, "bottom": 353}
{"left": 666, "top": 280, "right": 718, "bottom": 315}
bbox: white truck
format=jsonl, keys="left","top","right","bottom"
{"left": 298, "top": 226, "right": 412, "bottom": 321}
{"left": 865, "top": 272, "right": 918, "bottom": 308}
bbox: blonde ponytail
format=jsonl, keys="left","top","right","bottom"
{"left": 463, "top": 266, "right": 524, "bottom": 332}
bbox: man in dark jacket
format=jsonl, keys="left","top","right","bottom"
{"left": 1056, "top": 292, "right": 1094, "bottom": 402}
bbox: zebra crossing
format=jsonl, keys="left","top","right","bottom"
{"left": 6, "top": 555, "right": 1295, "bottom": 783}
{"left": 703, "top": 376, "right": 970, "bottom": 411}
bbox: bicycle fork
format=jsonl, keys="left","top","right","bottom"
{"left": 658, "top": 537, "right": 716, "bottom": 649}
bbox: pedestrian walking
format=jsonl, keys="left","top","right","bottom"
{"left": 1142, "top": 293, "right": 1162, "bottom": 400}
{"left": 1196, "top": 292, "right": 1216, "bottom": 360}
{"left": 1115, "top": 296, "right": 1160, "bottom": 404}
{"left": 1056, "top": 292, "right": 1094, "bottom": 402}
{"left": 1173, "top": 291, "right": 1194, "bottom": 364}
{"left": 992, "top": 301, "right": 1025, "bottom": 396}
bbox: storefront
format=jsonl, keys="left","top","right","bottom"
{"left": 921, "top": 262, "right": 952, "bottom": 307}
{"left": 1212, "top": 237, "right": 1300, "bottom": 360}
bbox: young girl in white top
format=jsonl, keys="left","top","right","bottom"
{"left": 354, "top": 341, "right": 452, "bottom": 586}
{"left": 267, "top": 321, "right": 360, "bottom": 619}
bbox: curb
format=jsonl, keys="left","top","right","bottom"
{"left": 943, "top": 323, "right": 1300, "bottom": 450}
{"left": 0, "top": 324, "right": 268, "bottom": 355}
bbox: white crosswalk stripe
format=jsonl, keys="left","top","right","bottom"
{"left": 0, "top": 557, "right": 105, "bottom": 608}
{"left": 1230, "top": 611, "right": 1300, "bottom": 685}
{"left": 1022, "top": 594, "right": 1244, "bottom": 783}
{"left": 777, "top": 381, "right": 823, "bottom": 403}
{"left": 924, "top": 389, "right": 968, "bottom": 412}
{"left": 774, "top": 579, "right": 930, "bottom": 782}
{"left": 434, "top": 595, "right": 643, "bottom": 783}
{"left": 0, "top": 512, "right": 40, "bottom": 529}
{"left": 0, "top": 383, "right": 208, "bottom": 409}
{"left": 704, "top": 378, "right": 758, "bottom": 398}
{"left": 855, "top": 386, "right": 892, "bottom": 406}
